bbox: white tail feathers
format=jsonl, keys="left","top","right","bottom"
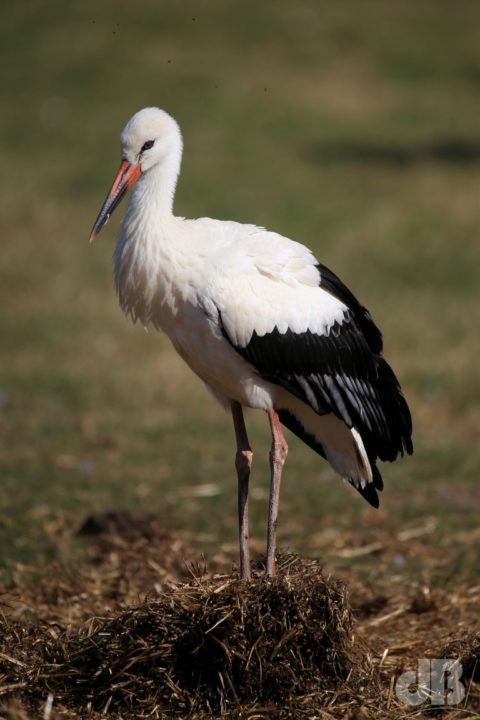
{"left": 350, "top": 427, "right": 373, "bottom": 488}
{"left": 276, "top": 390, "right": 373, "bottom": 489}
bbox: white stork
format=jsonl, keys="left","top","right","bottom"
{"left": 90, "top": 107, "right": 413, "bottom": 580}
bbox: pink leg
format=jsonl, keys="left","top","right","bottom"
{"left": 231, "top": 401, "right": 253, "bottom": 581}
{"left": 266, "top": 409, "right": 288, "bottom": 577}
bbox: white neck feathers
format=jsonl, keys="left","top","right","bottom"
{"left": 113, "top": 137, "right": 185, "bottom": 328}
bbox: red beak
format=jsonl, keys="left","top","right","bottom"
{"left": 89, "top": 160, "right": 141, "bottom": 242}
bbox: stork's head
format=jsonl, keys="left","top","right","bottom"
{"left": 90, "top": 107, "right": 182, "bottom": 241}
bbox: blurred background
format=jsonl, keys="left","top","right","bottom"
{"left": 0, "top": 1, "right": 479, "bottom": 586}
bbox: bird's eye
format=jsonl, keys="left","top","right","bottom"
{"left": 141, "top": 140, "right": 155, "bottom": 153}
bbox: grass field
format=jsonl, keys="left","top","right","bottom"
{"left": 1, "top": 1, "right": 479, "bottom": 717}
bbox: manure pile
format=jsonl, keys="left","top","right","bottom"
{"left": 1, "top": 556, "right": 379, "bottom": 719}
{"left": 1, "top": 513, "right": 479, "bottom": 719}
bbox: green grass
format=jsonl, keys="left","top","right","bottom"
{"left": 1, "top": 0, "right": 479, "bottom": 585}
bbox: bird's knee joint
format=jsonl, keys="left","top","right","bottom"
{"left": 270, "top": 441, "right": 288, "bottom": 466}
{"left": 236, "top": 448, "right": 253, "bottom": 474}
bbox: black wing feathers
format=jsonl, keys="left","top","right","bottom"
{"left": 233, "top": 315, "right": 412, "bottom": 463}
{"left": 219, "top": 259, "right": 413, "bottom": 475}
{"left": 317, "top": 263, "right": 383, "bottom": 355}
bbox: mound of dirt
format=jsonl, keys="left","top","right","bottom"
{"left": 3, "top": 513, "right": 478, "bottom": 718}
{"left": 0, "top": 555, "right": 376, "bottom": 719}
